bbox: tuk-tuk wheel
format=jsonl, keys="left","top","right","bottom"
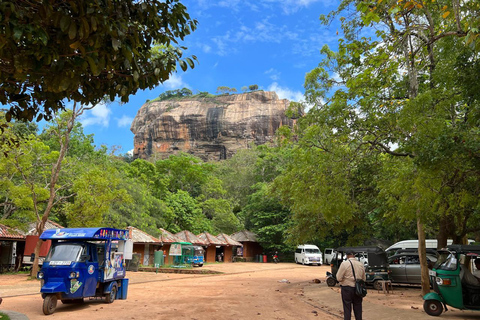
{"left": 105, "top": 283, "right": 117, "bottom": 304}
{"left": 424, "top": 300, "right": 443, "bottom": 316}
{"left": 326, "top": 277, "right": 337, "bottom": 287}
{"left": 43, "top": 294, "right": 57, "bottom": 315}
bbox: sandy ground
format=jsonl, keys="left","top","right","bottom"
{"left": 1, "top": 263, "right": 479, "bottom": 320}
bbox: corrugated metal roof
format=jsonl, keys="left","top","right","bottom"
{"left": 26, "top": 220, "right": 64, "bottom": 235}
{"left": 128, "top": 226, "right": 161, "bottom": 243}
{"left": 230, "top": 230, "right": 258, "bottom": 242}
{"left": 216, "top": 233, "right": 243, "bottom": 247}
{"left": 197, "top": 232, "right": 224, "bottom": 245}
{"left": 0, "top": 224, "right": 26, "bottom": 240}
{"left": 175, "top": 230, "right": 207, "bottom": 245}
{"left": 158, "top": 228, "right": 181, "bottom": 244}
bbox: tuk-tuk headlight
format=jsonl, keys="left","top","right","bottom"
{"left": 69, "top": 271, "right": 79, "bottom": 279}
{"left": 37, "top": 272, "right": 44, "bottom": 279}
{"left": 436, "top": 277, "right": 443, "bottom": 286}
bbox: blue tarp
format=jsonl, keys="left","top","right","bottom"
{"left": 40, "top": 228, "right": 129, "bottom": 241}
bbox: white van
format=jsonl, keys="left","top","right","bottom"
{"left": 324, "top": 248, "right": 334, "bottom": 264}
{"left": 385, "top": 239, "right": 474, "bottom": 255}
{"left": 295, "top": 244, "right": 322, "bottom": 265}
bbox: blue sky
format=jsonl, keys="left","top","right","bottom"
{"left": 79, "top": 0, "right": 341, "bottom": 154}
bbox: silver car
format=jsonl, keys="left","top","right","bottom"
{"left": 388, "top": 253, "right": 437, "bottom": 284}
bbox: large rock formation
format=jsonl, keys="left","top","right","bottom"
{"left": 130, "top": 91, "right": 295, "bottom": 161}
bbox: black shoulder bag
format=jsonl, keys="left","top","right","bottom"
{"left": 349, "top": 260, "right": 367, "bottom": 297}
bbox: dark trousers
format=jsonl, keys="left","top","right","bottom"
{"left": 341, "top": 286, "right": 363, "bottom": 320}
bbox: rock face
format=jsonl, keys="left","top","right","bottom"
{"left": 130, "top": 91, "right": 294, "bottom": 161}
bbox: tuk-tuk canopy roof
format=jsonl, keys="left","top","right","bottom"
{"left": 335, "top": 246, "right": 385, "bottom": 254}
{"left": 40, "top": 228, "right": 129, "bottom": 241}
{"left": 447, "top": 244, "right": 480, "bottom": 254}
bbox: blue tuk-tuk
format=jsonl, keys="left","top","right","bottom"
{"left": 37, "top": 228, "right": 131, "bottom": 315}
{"left": 170, "top": 242, "right": 204, "bottom": 267}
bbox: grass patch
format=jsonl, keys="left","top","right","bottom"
{"left": 0, "top": 311, "right": 12, "bottom": 320}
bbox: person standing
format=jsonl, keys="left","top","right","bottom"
{"left": 336, "top": 250, "right": 366, "bottom": 320}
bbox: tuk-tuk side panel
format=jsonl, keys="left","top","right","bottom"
{"left": 83, "top": 245, "right": 99, "bottom": 297}
{"left": 435, "top": 269, "right": 464, "bottom": 309}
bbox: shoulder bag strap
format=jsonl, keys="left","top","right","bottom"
{"left": 348, "top": 260, "right": 357, "bottom": 281}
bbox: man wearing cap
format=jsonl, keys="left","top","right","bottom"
{"left": 336, "top": 250, "right": 366, "bottom": 320}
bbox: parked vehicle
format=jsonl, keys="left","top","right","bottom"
{"left": 170, "top": 242, "right": 204, "bottom": 267}
{"left": 326, "top": 246, "right": 390, "bottom": 290}
{"left": 388, "top": 252, "right": 437, "bottom": 284}
{"left": 37, "top": 228, "right": 131, "bottom": 315}
{"left": 295, "top": 244, "right": 322, "bottom": 265}
{"left": 386, "top": 239, "right": 474, "bottom": 256}
{"left": 272, "top": 251, "right": 279, "bottom": 264}
{"left": 324, "top": 248, "right": 334, "bottom": 264}
{"left": 424, "top": 244, "right": 480, "bottom": 316}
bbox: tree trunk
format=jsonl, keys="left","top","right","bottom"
{"left": 417, "top": 217, "right": 430, "bottom": 296}
{"left": 437, "top": 216, "right": 449, "bottom": 249}
{"left": 30, "top": 105, "right": 79, "bottom": 277}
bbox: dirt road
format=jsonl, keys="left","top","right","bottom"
{"left": 1, "top": 263, "right": 478, "bottom": 319}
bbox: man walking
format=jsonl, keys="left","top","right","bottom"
{"left": 336, "top": 250, "right": 366, "bottom": 320}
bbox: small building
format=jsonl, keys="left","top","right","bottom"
{"left": 197, "top": 232, "right": 225, "bottom": 263}
{"left": 23, "top": 220, "right": 64, "bottom": 266}
{"left": 128, "top": 226, "right": 162, "bottom": 266}
{"left": 0, "top": 224, "right": 25, "bottom": 272}
{"left": 230, "top": 230, "right": 263, "bottom": 262}
{"left": 216, "top": 233, "right": 243, "bottom": 263}
{"left": 158, "top": 228, "right": 182, "bottom": 265}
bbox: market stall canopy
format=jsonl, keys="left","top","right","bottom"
{"left": 128, "top": 226, "right": 161, "bottom": 244}
{"left": 158, "top": 228, "right": 181, "bottom": 244}
{"left": 174, "top": 230, "right": 207, "bottom": 246}
{"left": 216, "top": 233, "right": 243, "bottom": 247}
{"left": 230, "top": 230, "right": 258, "bottom": 242}
{"left": 197, "top": 232, "right": 224, "bottom": 246}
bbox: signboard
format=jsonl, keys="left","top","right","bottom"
{"left": 169, "top": 243, "right": 182, "bottom": 256}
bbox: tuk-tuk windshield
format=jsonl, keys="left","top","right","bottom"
{"left": 46, "top": 243, "right": 84, "bottom": 262}
{"left": 305, "top": 249, "right": 320, "bottom": 254}
{"left": 435, "top": 252, "right": 457, "bottom": 271}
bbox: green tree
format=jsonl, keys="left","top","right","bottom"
{"left": 248, "top": 84, "right": 259, "bottom": 91}
{"left": 164, "top": 190, "right": 211, "bottom": 233}
{"left": 0, "top": 0, "right": 197, "bottom": 122}
{"left": 242, "top": 183, "right": 292, "bottom": 253}
{"left": 283, "top": 0, "right": 480, "bottom": 295}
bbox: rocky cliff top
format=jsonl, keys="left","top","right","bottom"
{"left": 130, "top": 91, "right": 295, "bottom": 161}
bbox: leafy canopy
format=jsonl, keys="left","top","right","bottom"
{"left": 0, "top": 0, "right": 197, "bottom": 122}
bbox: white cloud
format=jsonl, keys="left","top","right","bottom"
{"left": 163, "top": 73, "right": 189, "bottom": 89}
{"left": 116, "top": 115, "right": 133, "bottom": 128}
{"left": 80, "top": 103, "right": 111, "bottom": 128}
{"left": 267, "top": 82, "right": 304, "bottom": 102}
{"left": 265, "top": 68, "right": 281, "bottom": 81}
{"left": 127, "top": 149, "right": 134, "bottom": 156}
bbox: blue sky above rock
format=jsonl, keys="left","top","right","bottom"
{"left": 79, "top": 0, "right": 341, "bottom": 154}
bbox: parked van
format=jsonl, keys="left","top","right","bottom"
{"left": 324, "top": 248, "right": 334, "bottom": 264}
{"left": 295, "top": 244, "right": 322, "bottom": 265}
{"left": 385, "top": 239, "right": 474, "bottom": 256}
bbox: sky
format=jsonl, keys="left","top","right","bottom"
{"left": 79, "top": 0, "right": 342, "bottom": 154}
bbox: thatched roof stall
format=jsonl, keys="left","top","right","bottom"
{"left": 127, "top": 226, "right": 162, "bottom": 266}
{"left": 174, "top": 230, "right": 207, "bottom": 246}
{"left": 197, "top": 232, "right": 224, "bottom": 263}
{"left": 230, "top": 230, "right": 263, "bottom": 262}
{"left": 0, "top": 224, "right": 25, "bottom": 272}
{"left": 158, "top": 228, "right": 183, "bottom": 265}
{"left": 216, "top": 233, "right": 243, "bottom": 263}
